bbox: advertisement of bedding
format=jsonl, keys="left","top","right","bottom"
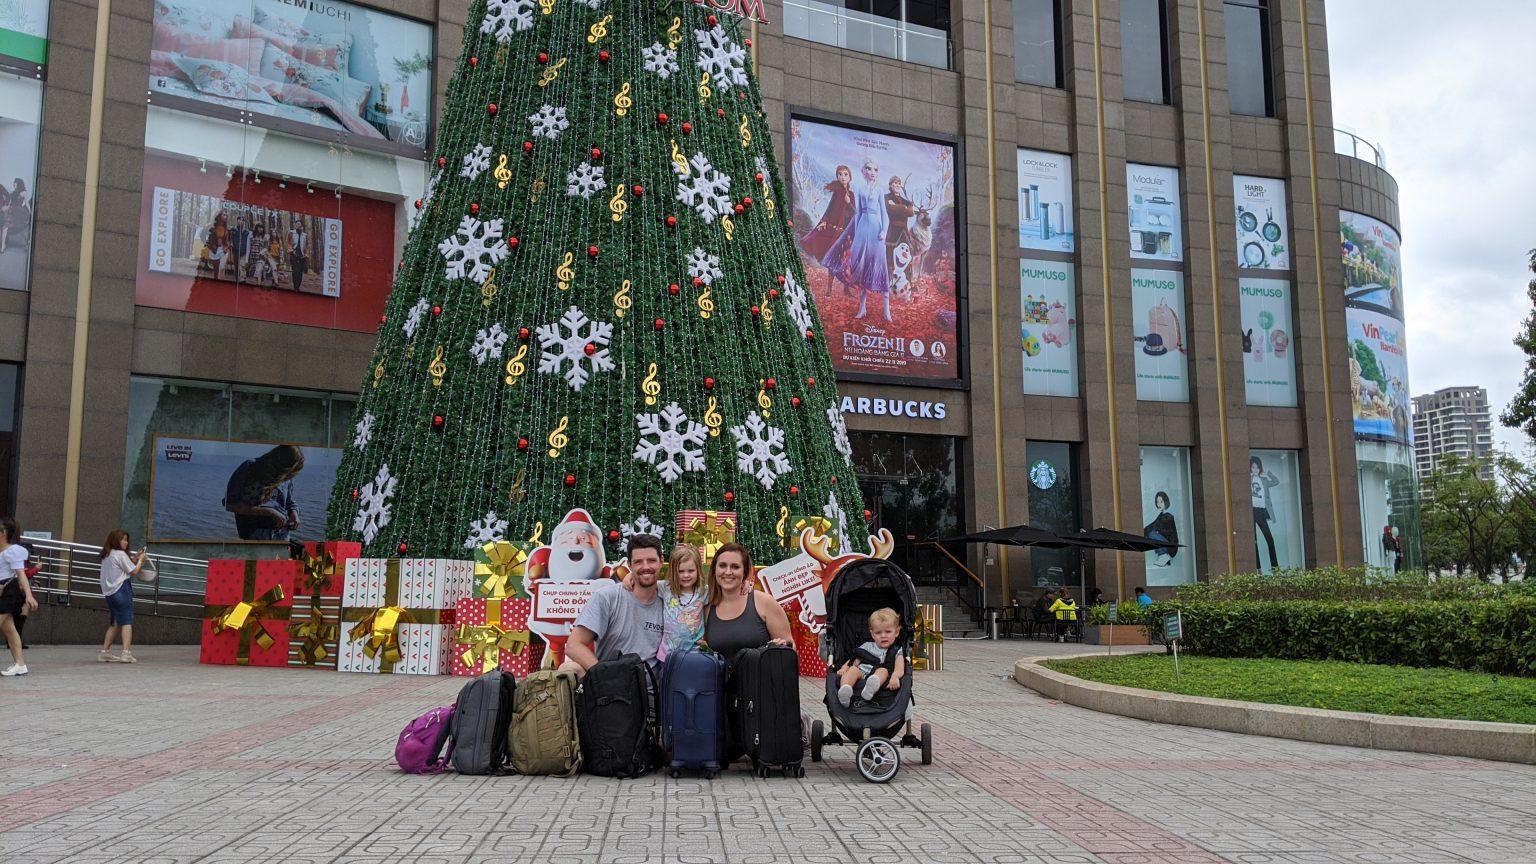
{"left": 1139, "top": 446, "right": 1197, "bottom": 586}
{"left": 1249, "top": 448, "right": 1304, "bottom": 575}
{"left": 147, "top": 0, "right": 433, "bottom": 150}
{"left": 1130, "top": 268, "right": 1189, "bottom": 402}
{"left": 1341, "top": 210, "right": 1411, "bottom": 445}
{"left": 149, "top": 436, "right": 343, "bottom": 543}
{"left": 1126, "top": 164, "right": 1182, "bottom": 262}
{"left": 0, "top": 0, "right": 49, "bottom": 64}
{"left": 1017, "top": 149, "right": 1075, "bottom": 253}
{"left": 789, "top": 116, "right": 962, "bottom": 382}
{"left": 1239, "top": 277, "right": 1297, "bottom": 407}
{"left": 1020, "top": 259, "right": 1078, "bottom": 397}
{"left": 1233, "top": 175, "right": 1289, "bottom": 270}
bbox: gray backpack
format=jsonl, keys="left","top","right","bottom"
{"left": 449, "top": 671, "right": 516, "bottom": 775}
{"left": 507, "top": 670, "right": 581, "bottom": 776}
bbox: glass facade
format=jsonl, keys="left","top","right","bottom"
{"left": 850, "top": 431, "right": 962, "bottom": 584}
{"left": 1249, "top": 448, "right": 1303, "bottom": 573}
{"left": 1224, "top": 0, "right": 1272, "bottom": 117}
{"left": 1139, "top": 445, "right": 1197, "bottom": 585}
{"left": 1026, "top": 441, "right": 1079, "bottom": 587}
{"left": 1013, "top": 0, "right": 1060, "bottom": 87}
{"left": 783, "top": 0, "right": 952, "bottom": 69}
{"left": 1121, "top": 0, "right": 1168, "bottom": 104}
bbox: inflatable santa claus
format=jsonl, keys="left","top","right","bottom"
{"left": 526, "top": 508, "right": 613, "bottom": 665}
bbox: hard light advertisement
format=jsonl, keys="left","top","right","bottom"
{"left": 789, "top": 116, "right": 961, "bottom": 382}
{"left": 1130, "top": 269, "right": 1188, "bottom": 402}
{"left": 1017, "top": 149, "right": 1074, "bottom": 253}
{"left": 1341, "top": 211, "right": 1410, "bottom": 444}
{"left": 1140, "top": 446, "right": 1197, "bottom": 586}
{"left": 1126, "top": 164, "right": 1182, "bottom": 262}
{"left": 1020, "top": 260, "right": 1077, "bottom": 397}
{"left": 1233, "top": 175, "right": 1289, "bottom": 270}
{"left": 1239, "top": 277, "right": 1296, "bottom": 407}
{"left": 148, "top": 436, "right": 343, "bottom": 543}
{"left": 147, "top": 0, "right": 433, "bottom": 151}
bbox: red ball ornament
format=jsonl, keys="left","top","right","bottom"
{"left": 564, "top": 473, "right": 577, "bottom": 487}
{"left": 378, "top": 314, "right": 387, "bottom": 324}
{"left": 864, "top": 509, "right": 874, "bottom": 521}
{"left": 755, "top": 172, "right": 765, "bottom": 183}
{"left": 665, "top": 215, "right": 678, "bottom": 228}
{"left": 538, "top": 52, "right": 549, "bottom": 64}
{"left": 431, "top": 304, "right": 443, "bottom": 317}
{"left": 703, "top": 376, "right": 716, "bottom": 389}
{"left": 668, "top": 282, "right": 681, "bottom": 296}
{"left": 398, "top": 542, "right": 409, "bottom": 554}
{"left": 775, "top": 274, "right": 786, "bottom": 285}
{"left": 768, "top": 288, "right": 779, "bottom": 300}
{"left": 765, "top": 378, "right": 777, "bottom": 390}
{"left": 631, "top": 184, "right": 644, "bottom": 196}
{"left": 831, "top": 475, "right": 838, "bottom": 484}
{"left": 590, "top": 147, "right": 602, "bottom": 160}
{"left": 583, "top": 342, "right": 597, "bottom": 356}
{"left": 656, "top": 112, "right": 669, "bottom": 125}
{"left": 469, "top": 57, "right": 478, "bottom": 68}
{"left": 518, "top": 327, "right": 531, "bottom": 340}
{"left": 437, "top": 157, "right": 447, "bottom": 168}
{"left": 791, "top": 396, "right": 802, "bottom": 408}
{"left": 598, "top": 50, "right": 610, "bottom": 63}
{"left": 716, "top": 108, "right": 726, "bottom": 118}
{"left": 745, "top": 37, "right": 753, "bottom": 47}
{"left": 742, "top": 196, "right": 753, "bottom": 207}
{"left": 789, "top": 485, "right": 800, "bottom": 496}
{"left": 607, "top": 529, "right": 621, "bottom": 542}
{"left": 469, "top": 202, "right": 480, "bottom": 215}
{"left": 805, "top": 329, "right": 815, "bottom": 340}
{"left": 432, "top": 414, "right": 444, "bottom": 428}
{"left": 707, "top": 14, "right": 718, "bottom": 25}
{"left": 414, "top": 198, "right": 422, "bottom": 210}
{"left": 522, "top": 140, "right": 534, "bottom": 153}
{"left": 587, "top": 245, "right": 600, "bottom": 259}
{"left": 724, "top": 491, "right": 735, "bottom": 504}
{"left": 517, "top": 437, "right": 530, "bottom": 451}
{"left": 750, "top": 304, "right": 761, "bottom": 317}
{"left": 487, "top": 102, "right": 498, "bottom": 116}
{"left": 692, "top": 276, "right": 704, "bottom": 288}
{"left": 681, "top": 122, "right": 693, "bottom": 134}
{"left": 351, "top": 488, "right": 360, "bottom": 500}
{"left": 733, "top": 204, "right": 744, "bottom": 215}
{"left": 508, "top": 236, "right": 520, "bottom": 249}
{"left": 806, "top": 376, "right": 817, "bottom": 387}
{"left": 653, "top": 318, "right": 666, "bottom": 330}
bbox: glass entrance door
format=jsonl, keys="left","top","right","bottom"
{"left": 850, "top": 431, "right": 963, "bottom": 585}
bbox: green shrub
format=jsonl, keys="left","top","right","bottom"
{"left": 1085, "top": 601, "right": 1148, "bottom": 626}
{"left": 1173, "top": 567, "right": 1530, "bottom": 603}
{"left": 1151, "top": 597, "right": 1536, "bottom": 677}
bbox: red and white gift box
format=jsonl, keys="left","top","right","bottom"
{"left": 200, "top": 559, "right": 299, "bottom": 667}
{"left": 338, "top": 558, "right": 473, "bottom": 675}
{"left": 450, "top": 596, "right": 546, "bottom": 677}
{"left": 299, "top": 541, "right": 361, "bottom": 597}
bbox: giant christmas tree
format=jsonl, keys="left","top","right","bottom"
{"left": 326, "top": 0, "right": 863, "bottom": 562}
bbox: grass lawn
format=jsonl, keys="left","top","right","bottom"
{"left": 1043, "top": 654, "right": 1536, "bottom": 725}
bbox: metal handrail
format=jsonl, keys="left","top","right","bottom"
{"left": 1332, "top": 127, "right": 1387, "bottom": 170}
{"left": 22, "top": 536, "right": 209, "bottom": 619}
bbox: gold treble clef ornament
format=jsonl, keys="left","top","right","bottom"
{"left": 704, "top": 396, "right": 723, "bottom": 437}
{"left": 586, "top": 14, "right": 613, "bottom": 44}
{"left": 614, "top": 279, "right": 632, "bottom": 319}
{"left": 428, "top": 346, "right": 448, "bottom": 387}
{"left": 613, "top": 81, "right": 633, "bottom": 117}
{"left": 608, "top": 185, "right": 627, "bottom": 222}
{"left": 494, "top": 154, "right": 512, "bottom": 190}
{"left": 698, "top": 70, "right": 712, "bottom": 103}
{"left": 667, "top": 17, "right": 682, "bottom": 49}
{"left": 502, "top": 344, "right": 528, "bottom": 386}
{"left": 697, "top": 286, "right": 714, "bottom": 319}
{"left": 480, "top": 268, "right": 499, "bottom": 307}
{"left": 641, "top": 363, "right": 661, "bottom": 406}
{"left": 556, "top": 251, "right": 575, "bottom": 290}
{"left": 740, "top": 115, "right": 752, "bottom": 149}
{"left": 547, "top": 416, "right": 570, "bottom": 459}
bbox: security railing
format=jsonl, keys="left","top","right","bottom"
{"left": 782, "top": 0, "right": 951, "bottom": 70}
{"left": 1333, "top": 127, "right": 1387, "bottom": 170}
{"left": 24, "top": 536, "right": 209, "bottom": 620}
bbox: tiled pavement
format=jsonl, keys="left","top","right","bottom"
{"left": 2, "top": 641, "right": 1534, "bottom": 864}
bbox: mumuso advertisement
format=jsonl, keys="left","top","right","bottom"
{"left": 1126, "top": 164, "right": 1182, "bottom": 262}
{"left": 149, "top": 436, "right": 342, "bottom": 543}
{"left": 1233, "top": 175, "right": 1289, "bottom": 270}
{"left": 789, "top": 115, "right": 961, "bottom": 382}
{"left": 147, "top": 0, "right": 433, "bottom": 152}
{"left": 1130, "top": 269, "right": 1188, "bottom": 402}
{"left": 1017, "top": 149, "right": 1074, "bottom": 253}
{"left": 1341, "top": 211, "right": 1410, "bottom": 445}
{"left": 1020, "top": 260, "right": 1077, "bottom": 397}
{"left": 1239, "top": 277, "right": 1296, "bottom": 407}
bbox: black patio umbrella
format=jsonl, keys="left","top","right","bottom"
{"left": 942, "top": 525, "right": 1076, "bottom": 548}
{"left": 1070, "top": 527, "right": 1178, "bottom": 553}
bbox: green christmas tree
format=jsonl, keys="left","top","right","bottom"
{"left": 326, "top": 0, "right": 864, "bottom": 562}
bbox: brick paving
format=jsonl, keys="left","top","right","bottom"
{"left": 2, "top": 641, "right": 1534, "bottom": 863}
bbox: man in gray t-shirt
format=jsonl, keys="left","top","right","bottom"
{"left": 564, "top": 536, "right": 665, "bottom": 675}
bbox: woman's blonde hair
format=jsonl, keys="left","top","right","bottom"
{"left": 667, "top": 544, "right": 705, "bottom": 598}
{"left": 869, "top": 607, "right": 901, "bottom": 629}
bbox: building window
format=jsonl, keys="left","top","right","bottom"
{"left": 1224, "top": 0, "right": 1273, "bottom": 116}
{"left": 1121, "top": 0, "right": 1168, "bottom": 104}
{"left": 783, "top": 0, "right": 952, "bottom": 70}
{"left": 1013, "top": 0, "right": 1061, "bottom": 87}
{"left": 0, "top": 363, "right": 19, "bottom": 515}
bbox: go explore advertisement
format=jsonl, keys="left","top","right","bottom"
{"left": 148, "top": 436, "right": 343, "bottom": 543}
{"left": 789, "top": 115, "right": 961, "bottom": 382}
{"left": 1341, "top": 211, "right": 1411, "bottom": 445}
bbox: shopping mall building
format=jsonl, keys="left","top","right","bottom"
{"left": 0, "top": 0, "right": 1418, "bottom": 609}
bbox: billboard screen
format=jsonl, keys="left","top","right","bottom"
{"left": 149, "top": 436, "right": 342, "bottom": 543}
{"left": 1234, "top": 175, "right": 1290, "bottom": 270}
{"left": 1341, "top": 211, "right": 1410, "bottom": 444}
{"left": 1017, "top": 149, "right": 1074, "bottom": 253}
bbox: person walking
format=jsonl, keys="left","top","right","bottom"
{"left": 0, "top": 516, "right": 37, "bottom": 676}
{"left": 99, "top": 530, "right": 146, "bottom": 663}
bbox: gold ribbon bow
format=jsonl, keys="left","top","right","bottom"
{"left": 792, "top": 516, "right": 836, "bottom": 553}
{"left": 301, "top": 549, "right": 339, "bottom": 594}
{"left": 340, "top": 560, "right": 449, "bottom": 673}
{"left": 288, "top": 599, "right": 339, "bottom": 666}
{"left": 682, "top": 510, "right": 737, "bottom": 565}
{"left": 454, "top": 598, "right": 530, "bottom": 673}
{"left": 911, "top": 607, "right": 945, "bottom": 671}
{"left": 474, "top": 540, "right": 530, "bottom": 599}
{"left": 203, "top": 561, "right": 292, "bottom": 665}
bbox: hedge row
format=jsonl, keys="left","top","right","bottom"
{"left": 1172, "top": 567, "right": 1536, "bottom": 603}
{"left": 1150, "top": 597, "right": 1536, "bottom": 677}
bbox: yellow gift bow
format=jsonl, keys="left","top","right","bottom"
{"left": 792, "top": 515, "right": 836, "bottom": 553}
{"left": 289, "top": 599, "right": 339, "bottom": 666}
{"left": 474, "top": 540, "right": 530, "bottom": 599}
{"left": 911, "top": 606, "right": 945, "bottom": 671}
{"left": 301, "top": 548, "right": 340, "bottom": 594}
{"left": 455, "top": 598, "right": 531, "bottom": 674}
{"left": 203, "top": 560, "right": 292, "bottom": 666}
{"left": 340, "top": 560, "right": 448, "bottom": 673}
{"left": 681, "top": 510, "right": 736, "bottom": 565}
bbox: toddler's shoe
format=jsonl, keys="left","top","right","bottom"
{"left": 860, "top": 676, "right": 882, "bottom": 701}
{"left": 837, "top": 684, "right": 853, "bottom": 707}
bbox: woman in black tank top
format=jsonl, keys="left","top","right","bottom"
{"left": 701, "top": 543, "right": 792, "bottom": 664}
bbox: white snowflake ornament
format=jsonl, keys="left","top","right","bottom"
{"left": 461, "top": 143, "right": 493, "bottom": 180}
{"left": 353, "top": 412, "right": 375, "bottom": 449}
{"left": 529, "top": 104, "right": 569, "bottom": 139}
{"left": 675, "top": 153, "right": 733, "bottom": 224}
{"left": 642, "top": 42, "right": 679, "bottom": 78}
{"left": 619, "top": 514, "right": 663, "bottom": 552}
{"left": 481, "top": 0, "right": 535, "bottom": 42}
{"left": 464, "top": 510, "right": 509, "bottom": 549}
{"left": 403, "top": 297, "right": 430, "bottom": 341}
{"left": 827, "top": 404, "right": 853, "bottom": 462}
{"left": 577, "top": 0, "right": 606, "bottom": 8}
{"left": 537, "top": 306, "right": 615, "bottom": 391}
{"left": 695, "top": 25, "right": 748, "bottom": 91}
{"left": 566, "top": 162, "right": 607, "bottom": 198}
{"left": 634, "top": 402, "right": 709, "bottom": 483}
{"left": 823, "top": 489, "right": 849, "bottom": 555}
{"left": 729, "top": 412, "right": 792, "bottom": 490}
{"left": 783, "top": 268, "right": 813, "bottom": 333}
{"left": 471, "top": 323, "right": 509, "bottom": 365}
{"left": 439, "top": 215, "right": 509, "bottom": 282}
{"left": 353, "top": 463, "right": 397, "bottom": 544}
{"left": 686, "top": 247, "right": 723, "bottom": 286}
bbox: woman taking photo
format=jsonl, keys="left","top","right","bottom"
{"left": 0, "top": 516, "right": 36, "bottom": 676}
{"left": 99, "top": 530, "right": 147, "bottom": 663}
{"left": 702, "top": 543, "right": 791, "bottom": 666}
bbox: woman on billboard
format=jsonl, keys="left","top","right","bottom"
{"left": 822, "top": 158, "right": 892, "bottom": 322}
{"left": 801, "top": 164, "right": 855, "bottom": 262}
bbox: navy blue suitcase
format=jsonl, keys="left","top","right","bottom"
{"left": 661, "top": 648, "right": 727, "bottom": 778}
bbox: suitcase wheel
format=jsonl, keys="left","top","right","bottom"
{"left": 703, "top": 768, "right": 718, "bottom": 780}
{"left": 668, "top": 768, "right": 681, "bottom": 779}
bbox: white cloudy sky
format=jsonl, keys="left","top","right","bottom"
{"left": 1326, "top": 2, "right": 1535, "bottom": 454}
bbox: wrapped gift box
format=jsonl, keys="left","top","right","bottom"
{"left": 338, "top": 558, "right": 473, "bottom": 675}
{"left": 913, "top": 603, "right": 944, "bottom": 671}
{"left": 472, "top": 539, "right": 534, "bottom": 599}
{"left": 451, "top": 596, "right": 545, "bottom": 677}
{"left": 299, "top": 541, "right": 361, "bottom": 598}
{"left": 785, "top": 595, "right": 829, "bottom": 678}
{"left": 200, "top": 559, "right": 298, "bottom": 667}
{"left": 287, "top": 594, "right": 342, "bottom": 670}
{"left": 674, "top": 510, "right": 737, "bottom": 566}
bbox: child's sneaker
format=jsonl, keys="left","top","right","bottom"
{"left": 837, "top": 684, "right": 853, "bottom": 707}
{"left": 1, "top": 664, "right": 28, "bottom": 676}
{"left": 860, "top": 676, "right": 882, "bottom": 701}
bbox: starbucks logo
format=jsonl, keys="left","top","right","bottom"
{"left": 1029, "top": 459, "right": 1057, "bottom": 490}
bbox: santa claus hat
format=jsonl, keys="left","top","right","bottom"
{"left": 551, "top": 508, "right": 599, "bottom": 542}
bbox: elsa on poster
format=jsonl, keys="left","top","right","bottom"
{"left": 822, "top": 158, "right": 892, "bottom": 322}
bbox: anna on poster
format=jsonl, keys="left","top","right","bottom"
{"left": 799, "top": 164, "right": 855, "bottom": 260}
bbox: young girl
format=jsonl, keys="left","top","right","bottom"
{"left": 657, "top": 545, "right": 707, "bottom": 662}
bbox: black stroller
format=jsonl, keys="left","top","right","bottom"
{"left": 809, "top": 557, "right": 933, "bottom": 782}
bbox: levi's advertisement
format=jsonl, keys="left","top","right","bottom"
{"left": 1126, "top": 164, "right": 1182, "bottom": 262}
{"left": 1233, "top": 175, "right": 1290, "bottom": 270}
{"left": 148, "top": 436, "right": 342, "bottom": 543}
{"left": 1341, "top": 211, "right": 1411, "bottom": 445}
{"left": 1020, "top": 260, "right": 1078, "bottom": 397}
{"left": 1130, "top": 269, "right": 1189, "bottom": 402}
{"left": 1017, "top": 149, "right": 1075, "bottom": 253}
{"left": 1239, "top": 278, "right": 1297, "bottom": 407}
{"left": 136, "top": 151, "right": 395, "bottom": 331}
{"left": 789, "top": 116, "right": 961, "bottom": 382}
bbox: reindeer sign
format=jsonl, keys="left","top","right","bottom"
{"left": 757, "top": 525, "right": 895, "bottom": 633}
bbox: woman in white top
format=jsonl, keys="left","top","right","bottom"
{"left": 99, "top": 530, "right": 146, "bottom": 663}
{"left": 0, "top": 516, "right": 36, "bottom": 676}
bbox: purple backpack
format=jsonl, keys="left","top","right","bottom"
{"left": 396, "top": 705, "right": 455, "bottom": 774}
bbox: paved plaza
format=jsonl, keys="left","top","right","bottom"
{"left": 2, "top": 640, "right": 1534, "bottom": 864}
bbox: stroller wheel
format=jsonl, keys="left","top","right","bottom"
{"left": 810, "top": 720, "right": 824, "bottom": 763}
{"left": 920, "top": 723, "right": 933, "bottom": 765}
{"left": 855, "top": 738, "right": 901, "bottom": 783}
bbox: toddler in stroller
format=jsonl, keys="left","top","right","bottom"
{"left": 836, "top": 607, "right": 905, "bottom": 707}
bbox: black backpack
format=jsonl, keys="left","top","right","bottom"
{"left": 450, "top": 670, "right": 517, "bottom": 775}
{"left": 576, "top": 654, "right": 659, "bottom": 778}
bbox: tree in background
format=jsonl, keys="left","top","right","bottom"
{"left": 1501, "top": 249, "right": 1536, "bottom": 442}
{"left": 325, "top": 0, "right": 865, "bottom": 560}
{"left": 1419, "top": 454, "right": 1534, "bottom": 581}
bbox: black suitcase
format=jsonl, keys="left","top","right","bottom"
{"left": 576, "top": 654, "right": 658, "bottom": 778}
{"left": 729, "top": 644, "right": 804, "bottom": 778}
{"left": 450, "top": 670, "right": 517, "bottom": 775}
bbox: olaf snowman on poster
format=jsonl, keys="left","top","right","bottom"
{"left": 526, "top": 508, "right": 614, "bottom": 665}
